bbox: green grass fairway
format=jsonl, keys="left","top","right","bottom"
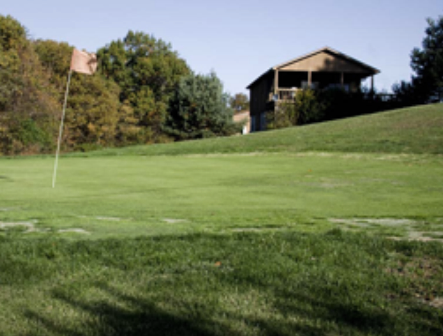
{"left": 1, "top": 104, "right": 443, "bottom": 335}
{"left": 1, "top": 153, "right": 443, "bottom": 240}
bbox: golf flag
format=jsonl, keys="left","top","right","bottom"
{"left": 52, "top": 48, "right": 98, "bottom": 188}
{"left": 70, "top": 49, "right": 97, "bottom": 75}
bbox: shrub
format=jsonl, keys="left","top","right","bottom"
{"left": 267, "top": 89, "right": 325, "bottom": 130}
{"left": 267, "top": 87, "right": 401, "bottom": 131}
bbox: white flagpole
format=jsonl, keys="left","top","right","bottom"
{"left": 52, "top": 69, "right": 73, "bottom": 188}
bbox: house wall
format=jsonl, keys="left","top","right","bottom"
{"left": 279, "top": 51, "right": 373, "bottom": 74}
{"left": 249, "top": 73, "right": 273, "bottom": 131}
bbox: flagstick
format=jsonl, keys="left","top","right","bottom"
{"left": 52, "top": 69, "right": 73, "bottom": 188}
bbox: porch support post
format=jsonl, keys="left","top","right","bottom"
{"left": 371, "top": 75, "right": 374, "bottom": 92}
{"left": 308, "top": 70, "right": 312, "bottom": 88}
{"left": 274, "top": 70, "right": 279, "bottom": 96}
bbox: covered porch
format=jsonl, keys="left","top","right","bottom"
{"left": 270, "top": 70, "right": 375, "bottom": 101}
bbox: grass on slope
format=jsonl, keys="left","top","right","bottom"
{"left": 1, "top": 232, "right": 443, "bottom": 336}
{"left": 69, "top": 103, "right": 443, "bottom": 157}
{"left": 1, "top": 104, "right": 443, "bottom": 335}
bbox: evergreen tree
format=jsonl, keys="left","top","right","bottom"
{"left": 166, "top": 72, "right": 238, "bottom": 140}
{"left": 393, "top": 16, "right": 443, "bottom": 104}
{"left": 411, "top": 16, "right": 443, "bottom": 102}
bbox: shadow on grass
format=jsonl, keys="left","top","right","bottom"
{"left": 18, "top": 233, "right": 443, "bottom": 336}
{"left": 23, "top": 282, "right": 442, "bottom": 336}
{"left": 25, "top": 285, "right": 227, "bottom": 336}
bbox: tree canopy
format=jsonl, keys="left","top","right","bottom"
{"left": 0, "top": 17, "right": 237, "bottom": 155}
{"left": 0, "top": 15, "right": 59, "bottom": 154}
{"left": 393, "top": 16, "right": 443, "bottom": 104}
{"left": 229, "top": 93, "right": 249, "bottom": 112}
{"left": 166, "top": 72, "right": 238, "bottom": 140}
{"left": 97, "top": 31, "right": 191, "bottom": 143}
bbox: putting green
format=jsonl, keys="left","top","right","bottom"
{"left": 1, "top": 152, "right": 442, "bottom": 239}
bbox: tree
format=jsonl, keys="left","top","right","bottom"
{"left": 393, "top": 16, "right": 443, "bottom": 104}
{"left": 97, "top": 31, "right": 190, "bottom": 143}
{"left": 35, "top": 39, "right": 122, "bottom": 151}
{"left": 229, "top": 93, "right": 249, "bottom": 112}
{"left": 166, "top": 72, "right": 239, "bottom": 140}
{"left": 0, "top": 15, "right": 60, "bottom": 154}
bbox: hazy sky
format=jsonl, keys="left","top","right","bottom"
{"left": 2, "top": 0, "right": 442, "bottom": 94}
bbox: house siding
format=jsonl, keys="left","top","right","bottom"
{"left": 249, "top": 73, "right": 273, "bottom": 131}
{"left": 280, "top": 51, "right": 373, "bottom": 74}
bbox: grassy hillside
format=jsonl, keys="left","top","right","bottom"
{"left": 74, "top": 103, "right": 443, "bottom": 157}
{"left": 1, "top": 104, "right": 443, "bottom": 335}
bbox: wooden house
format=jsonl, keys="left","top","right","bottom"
{"left": 246, "top": 47, "right": 380, "bottom": 131}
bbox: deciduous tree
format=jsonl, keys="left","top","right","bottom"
{"left": 0, "top": 15, "right": 59, "bottom": 154}
{"left": 35, "top": 39, "right": 121, "bottom": 150}
{"left": 229, "top": 93, "right": 249, "bottom": 112}
{"left": 98, "top": 31, "right": 190, "bottom": 142}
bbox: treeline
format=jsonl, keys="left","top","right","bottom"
{"left": 0, "top": 15, "right": 239, "bottom": 155}
{"left": 392, "top": 16, "right": 443, "bottom": 105}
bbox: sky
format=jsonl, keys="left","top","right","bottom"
{"left": 2, "top": 0, "right": 442, "bottom": 94}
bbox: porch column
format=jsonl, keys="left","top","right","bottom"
{"left": 274, "top": 70, "right": 279, "bottom": 96}
{"left": 371, "top": 76, "right": 374, "bottom": 92}
{"left": 308, "top": 70, "right": 312, "bottom": 88}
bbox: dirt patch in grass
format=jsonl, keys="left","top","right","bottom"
{"left": 58, "top": 228, "right": 91, "bottom": 235}
{"left": 0, "top": 207, "right": 17, "bottom": 212}
{"left": 0, "top": 220, "right": 54, "bottom": 234}
{"left": 330, "top": 218, "right": 443, "bottom": 243}
{"left": 0, "top": 220, "right": 40, "bottom": 232}
{"left": 162, "top": 218, "right": 188, "bottom": 224}
{"left": 425, "top": 297, "right": 443, "bottom": 310}
{"left": 301, "top": 181, "right": 351, "bottom": 189}
{"left": 386, "top": 256, "right": 443, "bottom": 305}
{"left": 231, "top": 227, "right": 286, "bottom": 232}
{"left": 389, "top": 232, "right": 443, "bottom": 243}
{"left": 96, "top": 216, "right": 122, "bottom": 221}
{"left": 330, "top": 218, "right": 417, "bottom": 226}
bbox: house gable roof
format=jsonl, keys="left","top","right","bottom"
{"left": 273, "top": 47, "right": 380, "bottom": 73}
{"left": 247, "top": 47, "right": 380, "bottom": 89}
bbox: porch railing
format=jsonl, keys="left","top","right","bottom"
{"left": 268, "top": 88, "right": 299, "bottom": 102}
{"left": 279, "top": 88, "right": 299, "bottom": 100}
